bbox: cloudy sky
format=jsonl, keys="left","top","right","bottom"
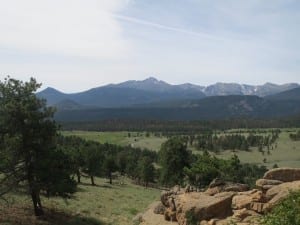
{"left": 0, "top": 0, "right": 299, "bottom": 92}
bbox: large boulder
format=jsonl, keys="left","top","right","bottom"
{"left": 262, "top": 180, "right": 300, "bottom": 212}
{"left": 224, "top": 183, "right": 249, "bottom": 192}
{"left": 256, "top": 179, "right": 283, "bottom": 188}
{"left": 232, "top": 190, "right": 263, "bottom": 210}
{"left": 266, "top": 180, "right": 300, "bottom": 200}
{"left": 175, "top": 192, "right": 235, "bottom": 225}
{"left": 263, "top": 168, "right": 300, "bottom": 182}
{"left": 205, "top": 183, "right": 249, "bottom": 196}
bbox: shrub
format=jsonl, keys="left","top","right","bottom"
{"left": 185, "top": 211, "right": 198, "bottom": 225}
{"left": 262, "top": 191, "right": 300, "bottom": 225}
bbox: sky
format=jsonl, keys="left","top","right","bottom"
{"left": 0, "top": 0, "right": 299, "bottom": 92}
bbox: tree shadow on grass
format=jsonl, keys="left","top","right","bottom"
{"left": 0, "top": 205, "right": 107, "bottom": 225}
{"left": 78, "top": 182, "right": 115, "bottom": 189}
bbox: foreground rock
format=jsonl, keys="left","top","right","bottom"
{"left": 232, "top": 190, "right": 263, "bottom": 210}
{"left": 176, "top": 192, "right": 235, "bottom": 225}
{"left": 140, "top": 167, "right": 300, "bottom": 225}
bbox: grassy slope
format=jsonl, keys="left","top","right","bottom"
{"left": 0, "top": 177, "right": 160, "bottom": 225}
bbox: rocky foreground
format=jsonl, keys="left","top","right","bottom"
{"left": 136, "top": 168, "right": 300, "bottom": 225}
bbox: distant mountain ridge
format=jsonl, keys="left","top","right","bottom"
{"left": 37, "top": 77, "right": 299, "bottom": 109}
{"left": 203, "top": 82, "right": 299, "bottom": 96}
{"left": 265, "top": 87, "right": 300, "bottom": 101}
{"left": 54, "top": 95, "right": 300, "bottom": 122}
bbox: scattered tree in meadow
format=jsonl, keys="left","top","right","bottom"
{"left": 84, "top": 142, "right": 103, "bottom": 185}
{"left": 103, "top": 155, "right": 117, "bottom": 184}
{"left": 184, "top": 151, "right": 267, "bottom": 188}
{"left": 184, "top": 151, "right": 219, "bottom": 187}
{"left": 138, "top": 157, "right": 155, "bottom": 187}
{"left": 159, "top": 137, "right": 191, "bottom": 186}
{"left": 57, "top": 135, "right": 85, "bottom": 183}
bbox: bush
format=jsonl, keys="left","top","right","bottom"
{"left": 185, "top": 211, "right": 198, "bottom": 225}
{"left": 262, "top": 191, "right": 300, "bottom": 225}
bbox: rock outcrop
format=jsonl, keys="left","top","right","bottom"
{"left": 176, "top": 192, "right": 235, "bottom": 225}
{"left": 205, "top": 180, "right": 249, "bottom": 196}
{"left": 263, "top": 167, "right": 300, "bottom": 182}
{"left": 139, "top": 167, "right": 300, "bottom": 225}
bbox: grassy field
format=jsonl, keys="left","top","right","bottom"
{"left": 63, "top": 129, "right": 300, "bottom": 168}
{"left": 215, "top": 129, "right": 300, "bottom": 168}
{"left": 0, "top": 177, "right": 160, "bottom": 225}
{"left": 62, "top": 131, "right": 167, "bottom": 152}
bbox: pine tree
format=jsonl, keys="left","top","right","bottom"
{"left": 0, "top": 77, "right": 76, "bottom": 216}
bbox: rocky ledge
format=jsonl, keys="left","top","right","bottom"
{"left": 138, "top": 167, "right": 300, "bottom": 225}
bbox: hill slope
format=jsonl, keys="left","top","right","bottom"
{"left": 54, "top": 95, "right": 300, "bottom": 122}
{"left": 266, "top": 87, "right": 300, "bottom": 101}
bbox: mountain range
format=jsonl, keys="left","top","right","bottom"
{"left": 37, "top": 77, "right": 300, "bottom": 121}
{"left": 37, "top": 77, "right": 299, "bottom": 109}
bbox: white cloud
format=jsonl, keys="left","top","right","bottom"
{"left": 0, "top": 0, "right": 131, "bottom": 59}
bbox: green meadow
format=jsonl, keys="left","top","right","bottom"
{"left": 62, "top": 131, "right": 167, "bottom": 152}
{"left": 63, "top": 129, "right": 300, "bottom": 169}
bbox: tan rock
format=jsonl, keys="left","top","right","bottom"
{"left": 208, "top": 218, "right": 219, "bottom": 225}
{"left": 224, "top": 184, "right": 249, "bottom": 192}
{"left": 205, "top": 186, "right": 223, "bottom": 196}
{"left": 232, "top": 208, "right": 259, "bottom": 221}
{"left": 200, "top": 220, "right": 209, "bottom": 225}
{"left": 261, "top": 185, "right": 276, "bottom": 191}
{"left": 215, "top": 219, "right": 234, "bottom": 225}
{"left": 153, "top": 202, "right": 165, "bottom": 215}
{"left": 263, "top": 168, "right": 300, "bottom": 182}
{"left": 232, "top": 190, "right": 263, "bottom": 210}
{"left": 256, "top": 179, "right": 283, "bottom": 188}
{"left": 206, "top": 183, "right": 249, "bottom": 196}
{"left": 175, "top": 192, "right": 235, "bottom": 225}
{"left": 266, "top": 180, "right": 300, "bottom": 200}
{"left": 250, "top": 202, "right": 265, "bottom": 213}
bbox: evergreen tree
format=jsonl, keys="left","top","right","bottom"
{"left": 138, "top": 157, "right": 155, "bottom": 187}
{"left": 159, "top": 137, "right": 191, "bottom": 186}
{"left": 103, "top": 155, "right": 117, "bottom": 184}
{"left": 0, "top": 77, "right": 76, "bottom": 216}
{"left": 84, "top": 142, "right": 103, "bottom": 185}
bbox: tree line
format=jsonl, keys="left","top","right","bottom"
{"left": 60, "top": 115, "right": 300, "bottom": 133}
{"left": 57, "top": 135, "right": 157, "bottom": 186}
{"left": 191, "top": 130, "right": 280, "bottom": 152}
